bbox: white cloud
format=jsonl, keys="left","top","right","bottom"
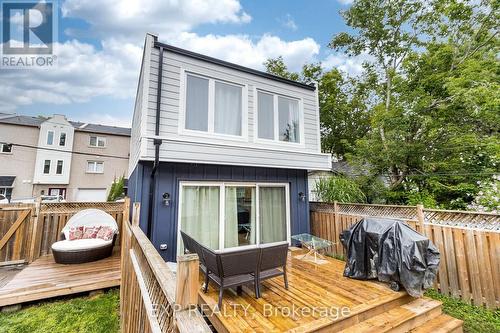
{"left": 322, "top": 52, "right": 372, "bottom": 76}
{"left": 169, "top": 32, "right": 319, "bottom": 72}
{"left": 279, "top": 14, "right": 298, "bottom": 31}
{"left": 0, "top": 39, "right": 142, "bottom": 112}
{"left": 337, "top": 0, "right": 354, "bottom": 5}
{"left": 74, "top": 113, "right": 132, "bottom": 128}
{"left": 61, "top": 0, "right": 252, "bottom": 41}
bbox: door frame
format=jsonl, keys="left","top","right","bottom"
{"left": 176, "top": 181, "right": 291, "bottom": 255}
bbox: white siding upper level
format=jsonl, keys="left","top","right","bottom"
{"left": 33, "top": 115, "right": 74, "bottom": 184}
{"left": 129, "top": 33, "right": 331, "bottom": 174}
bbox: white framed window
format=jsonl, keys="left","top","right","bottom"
{"left": 0, "top": 143, "right": 12, "bottom": 153}
{"left": 86, "top": 161, "right": 104, "bottom": 173}
{"left": 255, "top": 89, "right": 304, "bottom": 145}
{"left": 56, "top": 160, "right": 63, "bottom": 174}
{"left": 178, "top": 181, "right": 290, "bottom": 254}
{"left": 43, "top": 160, "right": 51, "bottom": 174}
{"left": 59, "top": 133, "right": 66, "bottom": 146}
{"left": 47, "top": 131, "right": 54, "bottom": 145}
{"left": 89, "top": 135, "right": 106, "bottom": 147}
{"left": 180, "top": 71, "right": 248, "bottom": 139}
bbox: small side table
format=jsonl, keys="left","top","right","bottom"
{"left": 291, "top": 233, "right": 335, "bottom": 263}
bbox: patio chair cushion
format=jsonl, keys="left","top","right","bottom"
{"left": 96, "top": 226, "right": 114, "bottom": 241}
{"left": 82, "top": 226, "right": 100, "bottom": 239}
{"left": 51, "top": 238, "right": 112, "bottom": 252}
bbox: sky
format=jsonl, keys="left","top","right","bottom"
{"left": 0, "top": 0, "right": 360, "bottom": 128}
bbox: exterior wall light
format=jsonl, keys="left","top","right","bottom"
{"left": 298, "top": 192, "right": 306, "bottom": 202}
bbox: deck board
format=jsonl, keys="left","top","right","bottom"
{"left": 0, "top": 248, "right": 120, "bottom": 307}
{"left": 199, "top": 250, "right": 409, "bottom": 333}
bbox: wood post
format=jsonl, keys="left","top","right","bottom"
{"left": 132, "top": 203, "right": 141, "bottom": 227}
{"left": 416, "top": 204, "right": 425, "bottom": 235}
{"left": 28, "top": 198, "right": 41, "bottom": 262}
{"left": 333, "top": 201, "right": 340, "bottom": 254}
{"left": 175, "top": 253, "right": 200, "bottom": 310}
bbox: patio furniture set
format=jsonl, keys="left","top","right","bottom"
{"left": 181, "top": 231, "right": 289, "bottom": 308}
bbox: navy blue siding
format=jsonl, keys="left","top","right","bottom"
{"left": 128, "top": 161, "right": 310, "bottom": 262}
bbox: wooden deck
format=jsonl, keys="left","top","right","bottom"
{"left": 199, "top": 248, "right": 463, "bottom": 333}
{"left": 0, "top": 248, "right": 120, "bottom": 307}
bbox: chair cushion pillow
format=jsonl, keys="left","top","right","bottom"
{"left": 82, "top": 226, "right": 100, "bottom": 239}
{"left": 68, "top": 226, "right": 84, "bottom": 240}
{"left": 96, "top": 226, "right": 114, "bottom": 241}
{"left": 51, "top": 238, "right": 112, "bottom": 252}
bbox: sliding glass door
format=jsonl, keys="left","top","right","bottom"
{"left": 179, "top": 182, "right": 289, "bottom": 253}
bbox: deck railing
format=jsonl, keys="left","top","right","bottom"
{"left": 120, "top": 200, "right": 211, "bottom": 333}
{"left": 310, "top": 201, "right": 500, "bottom": 309}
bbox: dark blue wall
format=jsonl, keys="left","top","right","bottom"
{"left": 128, "top": 161, "right": 310, "bottom": 261}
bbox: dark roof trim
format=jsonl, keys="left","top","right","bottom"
{"left": 0, "top": 176, "right": 15, "bottom": 187}
{"left": 154, "top": 41, "right": 316, "bottom": 91}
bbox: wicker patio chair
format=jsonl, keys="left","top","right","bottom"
{"left": 201, "top": 246, "right": 260, "bottom": 309}
{"left": 255, "top": 242, "right": 289, "bottom": 297}
{"left": 51, "top": 209, "right": 118, "bottom": 264}
{"left": 180, "top": 231, "right": 208, "bottom": 286}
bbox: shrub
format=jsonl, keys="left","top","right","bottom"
{"left": 315, "top": 175, "right": 366, "bottom": 203}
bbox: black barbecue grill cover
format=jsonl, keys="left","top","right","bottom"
{"left": 340, "top": 217, "right": 440, "bottom": 297}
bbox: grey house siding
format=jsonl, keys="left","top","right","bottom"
{"left": 128, "top": 161, "right": 310, "bottom": 262}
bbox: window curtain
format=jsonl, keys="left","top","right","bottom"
{"left": 214, "top": 82, "right": 242, "bottom": 136}
{"left": 257, "top": 92, "right": 274, "bottom": 139}
{"left": 278, "top": 97, "right": 299, "bottom": 142}
{"left": 185, "top": 75, "right": 209, "bottom": 131}
{"left": 180, "top": 186, "right": 220, "bottom": 250}
{"left": 259, "top": 187, "right": 287, "bottom": 244}
{"left": 224, "top": 187, "right": 239, "bottom": 248}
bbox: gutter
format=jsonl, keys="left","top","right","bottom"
{"left": 147, "top": 45, "right": 163, "bottom": 239}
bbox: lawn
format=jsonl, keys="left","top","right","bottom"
{"left": 425, "top": 289, "right": 500, "bottom": 333}
{"left": 0, "top": 289, "right": 119, "bottom": 333}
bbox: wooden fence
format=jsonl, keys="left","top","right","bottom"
{"left": 0, "top": 201, "right": 125, "bottom": 264}
{"left": 310, "top": 202, "right": 500, "bottom": 309}
{"left": 121, "top": 200, "right": 210, "bottom": 333}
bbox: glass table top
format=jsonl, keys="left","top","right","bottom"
{"left": 291, "top": 233, "right": 333, "bottom": 250}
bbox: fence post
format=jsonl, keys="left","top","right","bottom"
{"left": 416, "top": 204, "right": 425, "bottom": 234}
{"left": 333, "top": 201, "right": 341, "bottom": 254}
{"left": 176, "top": 253, "right": 200, "bottom": 310}
{"left": 27, "top": 198, "right": 42, "bottom": 262}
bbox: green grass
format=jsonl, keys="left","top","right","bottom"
{"left": 425, "top": 289, "right": 500, "bottom": 333}
{"left": 0, "top": 289, "right": 120, "bottom": 333}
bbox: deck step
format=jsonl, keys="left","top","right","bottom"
{"left": 339, "top": 297, "right": 442, "bottom": 333}
{"left": 410, "top": 314, "right": 463, "bottom": 333}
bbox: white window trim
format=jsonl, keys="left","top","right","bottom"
{"left": 89, "top": 135, "right": 106, "bottom": 148}
{"left": 47, "top": 131, "right": 54, "bottom": 145}
{"left": 86, "top": 161, "right": 104, "bottom": 174}
{"left": 178, "top": 69, "right": 249, "bottom": 142}
{"left": 59, "top": 132, "right": 67, "bottom": 147}
{"left": 43, "top": 160, "right": 51, "bottom": 174}
{"left": 177, "top": 181, "right": 291, "bottom": 255}
{"left": 56, "top": 160, "right": 64, "bottom": 175}
{"left": 253, "top": 87, "right": 305, "bottom": 148}
{"left": 0, "top": 143, "right": 12, "bottom": 154}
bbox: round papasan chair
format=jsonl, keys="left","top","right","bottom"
{"left": 51, "top": 209, "right": 119, "bottom": 264}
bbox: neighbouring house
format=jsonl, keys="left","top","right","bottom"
{"left": 128, "top": 33, "right": 331, "bottom": 261}
{"left": 0, "top": 113, "right": 131, "bottom": 202}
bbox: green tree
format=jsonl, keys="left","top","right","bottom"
{"left": 107, "top": 176, "right": 125, "bottom": 202}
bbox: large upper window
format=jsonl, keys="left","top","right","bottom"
{"left": 87, "top": 161, "right": 104, "bottom": 173}
{"left": 257, "top": 91, "right": 301, "bottom": 143}
{"left": 184, "top": 73, "right": 244, "bottom": 137}
{"left": 89, "top": 135, "right": 106, "bottom": 147}
{"left": 179, "top": 182, "right": 289, "bottom": 253}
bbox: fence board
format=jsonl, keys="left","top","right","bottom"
{"left": 310, "top": 202, "right": 500, "bottom": 309}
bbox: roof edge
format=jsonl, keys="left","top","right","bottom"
{"left": 154, "top": 41, "right": 316, "bottom": 91}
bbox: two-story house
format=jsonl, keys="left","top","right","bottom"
{"left": 0, "top": 113, "right": 131, "bottom": 202}
{"left": 128, "top": 34, "right": 331, "bottom": 261}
